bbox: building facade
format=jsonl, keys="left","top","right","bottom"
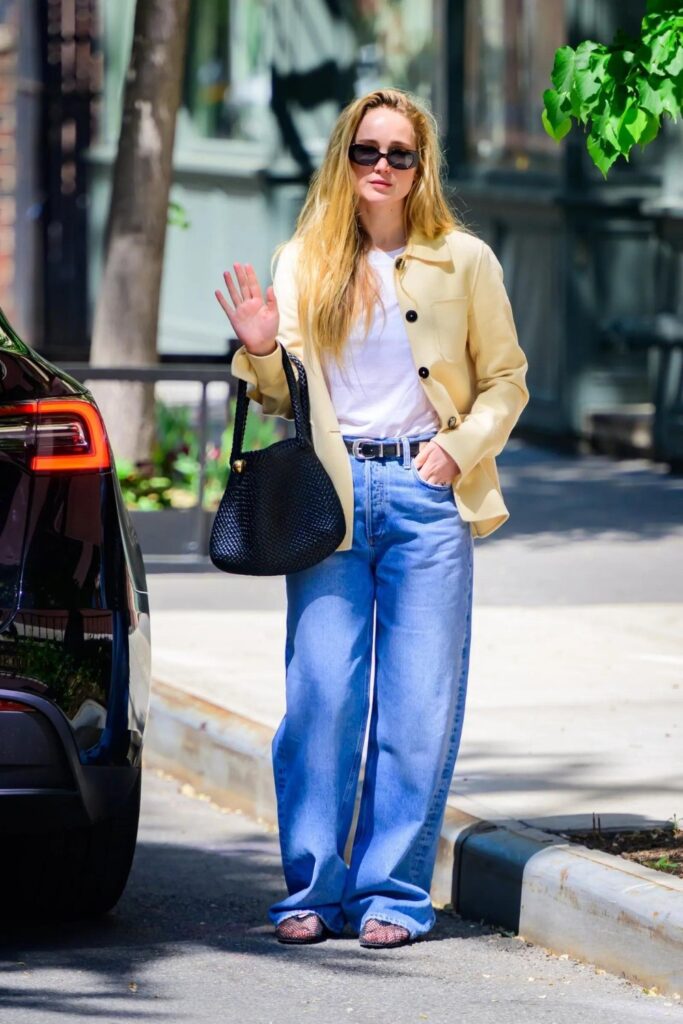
{"left": 5, "top": 0, "right": 683, "bottom": 448}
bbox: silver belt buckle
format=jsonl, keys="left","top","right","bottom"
{"left": 352, "top": 437, "right": 382, "bottom": 460}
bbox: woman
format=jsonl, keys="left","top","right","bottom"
{"left": 215, "top": 88, "right": 529, "bottom": 949}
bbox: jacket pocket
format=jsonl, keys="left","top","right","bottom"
{"left": 431, "top": 296, "right": 469, "bottom": 362}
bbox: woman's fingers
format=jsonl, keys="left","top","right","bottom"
{"left": 215, "top": 288, "right": 236, "bottom": 325}
{"left": 222, "top": 270, "right": 241, "bottom": 308}
{"left": 217, "top": 263, "right": 274, "bottom": 331}
{"left": 245, "top": 264, "right": 263, "bottom": 303}
{"left": 414, "top": 441, "right": 460, "bottom": 483}
{"left": 233, "top": 262, "right": 253, "bottom": 300}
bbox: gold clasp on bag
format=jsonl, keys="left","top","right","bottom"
{"left": 232, "top": 459, "right": 246, "bottom": 473}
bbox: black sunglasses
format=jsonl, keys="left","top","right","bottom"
{"left": 348, "top": 142, "right": 419, "bottom": 170}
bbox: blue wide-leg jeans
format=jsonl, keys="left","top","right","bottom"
{"left": 268, "top": 431, "right": 474, "bottom": 939}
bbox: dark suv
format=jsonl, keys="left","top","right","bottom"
{"left": 0, "top": 310, "right": 150, "bottom": 918}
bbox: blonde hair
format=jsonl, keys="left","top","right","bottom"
{"left": 271, "top": 87, "right": 473, "bottom": 365}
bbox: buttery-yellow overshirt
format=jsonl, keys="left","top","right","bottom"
{"left": 230, "top": 228, "right": 530, "bottom": 551}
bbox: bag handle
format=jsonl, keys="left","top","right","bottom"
{"left": 229, "top": 342, "right": 312, "bottom": 466}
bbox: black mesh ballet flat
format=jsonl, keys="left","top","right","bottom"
{"left": 359, "top": 918, "right": 412, "bottom": 948}
{"left": 275, "top": 912, "right": 329, "bottom": 944}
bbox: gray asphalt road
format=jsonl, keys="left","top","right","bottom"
{"left": 1, "top": 769, "right": 680, "bottom": 1023}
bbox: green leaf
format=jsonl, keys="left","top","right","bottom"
{"left": 550, "top": 45, "right": 577, "bottom": 93}
{"left": 659, "top": 75, "right": 682, "bottom": 118}
{"left": 137, "top": 496, "right": 160, "bottom": 511}
{"left": 620, "top": 102, "right": 650, "bottom": 144}
{"left": 542, "top": 89, "right": 573, "bottom": 138}
{"left": 168, "top": 200, "right": 191, "bottom": 229}
{"left": 588, "top": 51, "right": 612, "bottom": 83}
{"left": 665, "top": 41, "right": 683, "bottom": 76}
{"left": 614, "top": 100, "right": 638, "bottom": 156}
{"left": 638, "top": 109, "right": 662, "bottom": 147}
{"left": 638, "top": 76, "right": 665, "bottom": 115}
{"left": 650, "top": 27, "right": 675, "bottom": 69}
{"left": 542, "top": 106, "right": 571, "bottom": 141}
{"left": 571, "top": 65, "right": 603, "bottom": 117}
{"left": 591, "top": 101, "right": 622, "bottom": 148}
{"left": 575, "top": 39, "right": 603, "bottom": 66}
{"left": 115, "top": 457, "right": 136, "bottom": 478}
{"left": 644, "top": 16, "right": 682, "bottom": 39}
{"left": 587, "top": 133, "right": 620, "bottom": 177}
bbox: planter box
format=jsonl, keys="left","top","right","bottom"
{"left": 130, "top": 508, "right": 215, "bottom": 558}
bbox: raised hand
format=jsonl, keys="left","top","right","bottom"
{"left": 215, "top": 262, "right": 279, "bottom": 356}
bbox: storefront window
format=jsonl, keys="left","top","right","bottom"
{"left": 181, "top": 0, "right": 271, "bottom": 144}
{"left": 349, "top": 1, "right": 436, "bottom": 103}
{"left": 180, "top": 0, "right": 436, "bottom": 157}
{"left": 464, "top": 0, "right": 566, "bottom": 177}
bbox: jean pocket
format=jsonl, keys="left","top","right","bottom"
{"left": 410, "top": 458, "right": 453, "bottom": 491}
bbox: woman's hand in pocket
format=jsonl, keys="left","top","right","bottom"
{"left": 413, "top": 440, "right": 461, "bottom": 486}
{"left": 215, "top": 262, "right": 279, "bottom": 356}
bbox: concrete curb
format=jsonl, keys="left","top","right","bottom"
{"left": 144, "top": 677, "right": 683, "bottom": 997}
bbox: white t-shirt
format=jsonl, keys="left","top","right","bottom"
{"left": 320, "top": 244, "right": 440, "bottom": 438}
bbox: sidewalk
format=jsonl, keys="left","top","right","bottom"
{"left": 148, "top": 602, "right": 682, "bottom": 829}
{"left": 143, "top": 439, "right": 683, "bottom": 994}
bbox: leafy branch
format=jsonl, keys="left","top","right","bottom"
{"left": 542, "top": 0, "right": 683, "bottom": 177}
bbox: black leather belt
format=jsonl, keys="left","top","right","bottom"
{"left": 343, "top": 437, "right": 427, "bottom": 460}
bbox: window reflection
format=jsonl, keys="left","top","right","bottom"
{"left": 182, "top": 0, "right": 271, "bottom": 143}
{"left": 464, "top": 0, "right": 566, "bottom": 176}
{"left": 180, "top": 0, "right": 436, "bottom": 157}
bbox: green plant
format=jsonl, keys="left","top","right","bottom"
{"left": 114, "top": 396, "right": 282, "bottom": 510}
{"left": 115, "top": 457, "right": 174, "bottom": 510}
{"left": 542, "top": 0, "right": 683, "bottom": 176}
{"left": 652, "top": 855, "right": 682, "bottom": 872}
{"left": 168, "top": 199, "right": 191, "bottom": 228}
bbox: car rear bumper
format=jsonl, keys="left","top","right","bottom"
{"left": 0, "top": 687, "right": 140, "bottom": 834}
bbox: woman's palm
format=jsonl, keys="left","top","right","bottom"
{"left": 215, "top": 262, "right": 279, "bottom": 353}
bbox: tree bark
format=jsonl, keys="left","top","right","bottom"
{"left": 88, "top": 0, "right": 191, "bottom": 463}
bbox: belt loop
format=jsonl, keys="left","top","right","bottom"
{"left": 400, "top": 434, "right": 411, "bottom": 469}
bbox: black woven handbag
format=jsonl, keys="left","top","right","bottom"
{"left": 209, "top": 341, "right": 346, "bottom": 575}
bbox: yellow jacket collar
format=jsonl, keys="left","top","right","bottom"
{"left": 403, "top": 230, "right": 452, "bottom": 263}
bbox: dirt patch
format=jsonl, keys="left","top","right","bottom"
{"left": 554, "top": 821, "right": 683, "bottom": 878}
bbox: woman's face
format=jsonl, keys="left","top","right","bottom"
{"left": 349, "top": 107, "right": 418, "bottom": 210}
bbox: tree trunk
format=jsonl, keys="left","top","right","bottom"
{"left": 87, "top": 0, "right": 191, "bottom": 464}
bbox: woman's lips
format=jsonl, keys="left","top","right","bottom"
{"left": 370, "top": 180, "right": 391, "bottom": 187}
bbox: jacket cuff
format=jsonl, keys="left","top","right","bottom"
{"left": 431, "top": 430, "right": 478, "bottom": 483}
{"left": 241, "top": 343, "right": 285, "bottom": 388}
{"left": 230, "top": 342, "right": 287, "bottom": 397}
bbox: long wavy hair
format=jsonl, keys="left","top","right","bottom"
{"left": 271, "top": 88, "right": 473, "bottom": 366}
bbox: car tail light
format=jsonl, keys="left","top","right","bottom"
{"left": 0, "top": 699, "right": 37, "bottom": 712}
{"left": 0, "top": 398, "right": 110, "bottom": 472}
